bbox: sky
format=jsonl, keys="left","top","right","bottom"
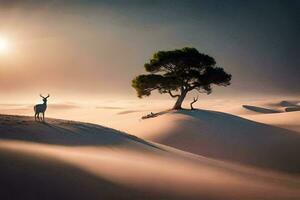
{"left": 0, "top": 0, "right": 299, "bottom": 105}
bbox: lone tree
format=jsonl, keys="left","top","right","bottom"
{"left": 132, "top": 47, "right": 232, "bottom": 110}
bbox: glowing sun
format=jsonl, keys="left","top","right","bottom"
{"left": 0, "top": 37, "right": 10, "bottom": 54}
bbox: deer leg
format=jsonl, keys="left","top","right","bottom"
{"left": 37, "top": 113, "right": 40, "bottom": 121}
{"left": 42, "top": 113, "right": 45, "bottom": 121}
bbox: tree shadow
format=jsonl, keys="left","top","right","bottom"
{"left": 141, "top": 110, "right": 172, "bottom": 119}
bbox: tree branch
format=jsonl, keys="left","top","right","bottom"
{"left": 190, "top": 96, "right": 199, "bottom": 110}
{"left": 168, "top": 90, "right": 180, "bottom": 98}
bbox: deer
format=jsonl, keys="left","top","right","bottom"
{"left": 34, "top": 94, "right": 50, "bottom": 121}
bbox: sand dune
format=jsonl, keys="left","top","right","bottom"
{"left": 234, "top": 99, "right": 300, "bottom": 132}
{"left": 242, "top": 111, "right": 300, "bottom": 133}
{"left": 242, "top": 103, "right": 300, "bottom": 113}
{"left": 278, "top": 100, "right": 300, "bottom": 107}
{"left": 242, "top": 105, "right": 281, "bottom": 114}
{"left": 1, "top": 115, "right": 300, "bottom": 200}
{"left": 135, "top": 109, "right": 300, "bottom": 174}
{"left": 0, "top": 115, "right": 158, "bottom": 150}
{"left": 241, "top": 100, "right": 300, "bottom": 115}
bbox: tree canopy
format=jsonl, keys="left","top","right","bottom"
{"left": 132, "top": 47, "right": 231, "bottom": 109}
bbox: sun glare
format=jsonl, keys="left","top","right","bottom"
{"left": 0, "top": 37, "right": 10, "bottom": 54}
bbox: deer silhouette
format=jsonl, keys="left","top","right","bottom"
{"left": 34, "top": 94, "right": 50, "bottom": 121}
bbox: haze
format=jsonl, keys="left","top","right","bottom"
{"left": 0, "top": 0, "right": 298, "bottom": 105}
{"left": 1, "top": 1, "right": 300, "bottom": 199}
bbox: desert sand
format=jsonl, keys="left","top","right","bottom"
{"left": 1, "top": 98, "right": 300, "bottom": 199}
{"left": 133, "top": 109, "right": 300, "bottom": 172}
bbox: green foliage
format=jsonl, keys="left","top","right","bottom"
{"left": 132, "top": 47, "right": 231, "bottom": 101}
{"left": 132, "top": 74, "right": 180, "bottom": 98}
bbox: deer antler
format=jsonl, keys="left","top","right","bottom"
{"left": 40, "top": 94, "right": 50, "bottom": 98}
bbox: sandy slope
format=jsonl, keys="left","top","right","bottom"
{"left": 1, "top": 115, "right": 300, "bottom": 200}
{"left": 132, "top": 109, "right": 300, "bottom": 174}
{"left": 243, "top": 111, "right": 300, "bottom": 133}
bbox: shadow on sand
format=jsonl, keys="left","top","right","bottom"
{"left": 0, "top": 146, "right": 185, "bottom": 200}
{"left": 0, "top": 115, "right": 162, "bottom": 151}
{"left": 242, "top": 105, "right": 281, "bottom": 113}
{"left": 153, "top": 109, "right": 300, "bottom": 173}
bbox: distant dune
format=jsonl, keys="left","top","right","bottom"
{"left": 1, "top": 115, "right": 300, "bottom": 200}
{"left": 242, "top": 105, "right": 281, "bottom": 113}
{"left": 238, "top": 99, "right": 300, "bottom": 132}
{"left": 242, "top": 100, "right": 300, "bottom": 115}
{"left": 279, "top": 100, "right": 300, "bottom": 107}
{"left": 285, "top": 107, "right": 300, "bottom": 112}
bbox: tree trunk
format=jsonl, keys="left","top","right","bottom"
{"left": 173, "top": 90, "right": 188, "bottom": 110}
